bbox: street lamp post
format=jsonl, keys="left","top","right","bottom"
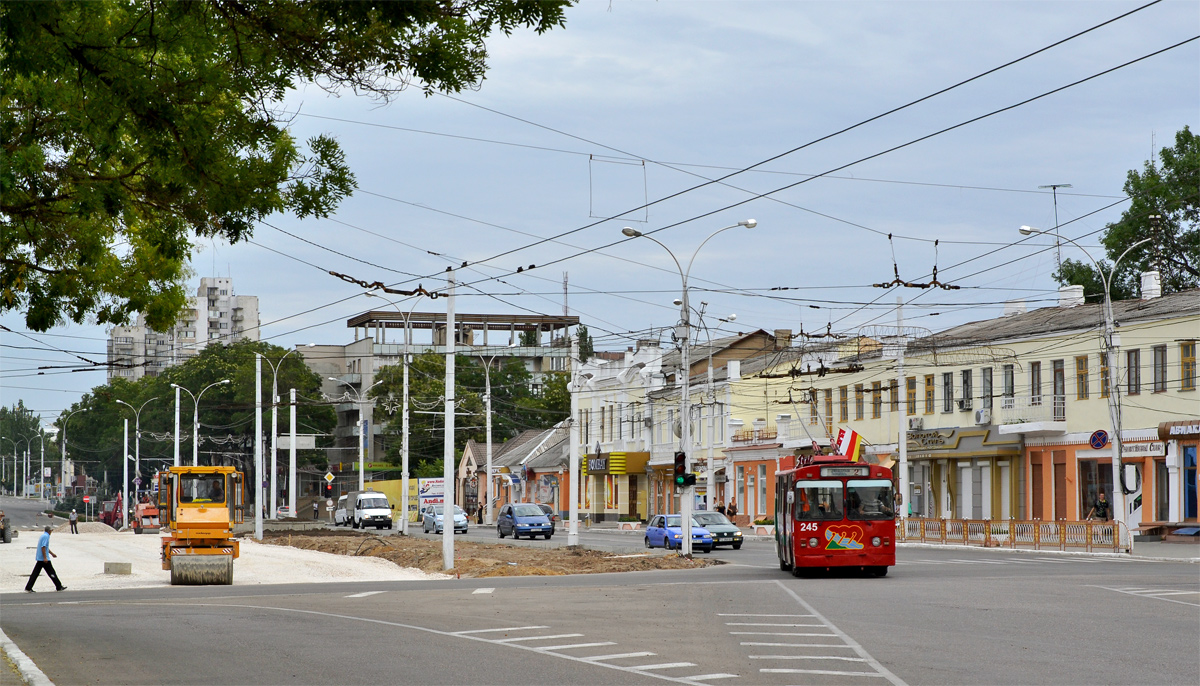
{"left": 261, "top": 345, "right": 315, "bottom": 518}
{"left": 1, "top": 437, "right": 14, "bottom": 496}
{"left": 1020, "top": 226, "right": 1151, "bottom": 552}
{"left": 17, "top": 434, "right": 34, "bottom": 498}
{"left": 329, "top": 377, "right": 384, "bottom": 493}
{"left": 116, "top": 397, "right": 159, "bottom": 500}
{"left": 171, "top": 380, "right": 231, "bottom": 466}
{"left": 622, "top": 219, "right": 756, "bottom": 556}
{"left": 477, "top": 343, "right": 517, "bottom": 526}
{"left": 59, "top": 408, "right": 85, "bottom": 500}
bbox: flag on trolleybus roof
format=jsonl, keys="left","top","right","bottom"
{"left": 835, "top": 427, "right": 863, "bottom": 462}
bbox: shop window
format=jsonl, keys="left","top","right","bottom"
{"left": 855, "top": 384, "right": 864, "bottom": 420}
{"left": 1185, "top": 446, "right": 1197, "bottom": 519}
{"left": 906, "top": 376, "right": 917, "bottom": 415}
{"left": 871, "top": 381, "right": 882, "bottom": 419}
{"left": 1126, "top": 349, "right": 1141, "bottom": 395}
{"left": 1079, "top": 460, "right": 1113, "bottom": 520}
{"left": 1183, "top": 342, "right": 1197, "bottom": 391}
{"left": 839, "top": 386, "right": 848, "bottom": 422}
{"left": 1075, "top": 356, "right": 1089, "bottom": 400}
{"left": 1153, "top": 345, "right": 1168, "bottom": 392}
{"left": 1155, "top": 460, "right": 1169, "bottom": 522}
{"left": 942, "top": 373, "right": 954, "bottom": 413}
{"left": 981, "top": 368, "right": 993, "bottom": 410}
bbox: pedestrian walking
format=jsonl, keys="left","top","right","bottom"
{"left": 727, "top": 499, "right": 738, "bottom": 518}
{"left": 1086, "top": 492, "right": 1111, "bottom": 521}
{"left": 25, "top": 525, "right": 66, "bottom": 592}
{"left": 69, "top": 509, "right": 79, "bottom": 534}
{"left": 312, "top": 500, "right": 319, "bottom": 520}
{"left": 715, "top": 502, "right": 726, "bottom": 515}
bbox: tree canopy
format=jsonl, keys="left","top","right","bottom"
{"left": 371, "top": 353, "right": 568, "bottom": 477}
{"left": 1056, "top": 126, "right": 1199, "bottom": 301}
{"left": 1, "top": 0, "right": 571, "bottom": 331}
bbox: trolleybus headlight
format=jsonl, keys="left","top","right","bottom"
{"left": 871, "top": 536, "right": 882, "bottom": 547}
{"left": 808, "top": 537, "right": 819, "bottom": 547}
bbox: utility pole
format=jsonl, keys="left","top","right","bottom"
{"left": 289, "top": 387, "right": 297, "bottom": 518}
{"left": 568, "top": 336, "right": 580, "bottom": 547}
{"left": 174, "top": 385, "right": 181, "bottom": 467}
{"left": 122, "top": 419, "right": 129, "bottom": 530}
{"left": 896, "top": 296, "right": 909, "bottom": 520}
{"left": 402, "top": 333, "right": 411, "bottom": 534}
{"left": 255, "top": 354, "right": 263, "bottom": 540}
{"left": 442, "top": 268, "right": 456, "bottom": 570}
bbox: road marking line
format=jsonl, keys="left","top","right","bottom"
{"left": 749, "top": 655, "right": 867, "bottom": 662}
{"left": 685, "top": 674, "right": 740, "bottom": 681}
{"left": 472, "top": 588, "right": 494, "bottom": 594}
{"left": 1033, "top": 558, "right": 1072, "bottom": 564}
{"left": 495, "top": 633, "right": 584, "bottom": 643}
{"left": 344, "top": 591, "right": 386, "bottom": 598}
{"left": 717, "top": 613, "right": 813, "bottom": 617}
{"left": 740, "top": 642, "right": 854, "bottom": 648}
{"left": 725, "top": 622, "right": 824, "bottom": 627}
{"left": 632, "top": 662, "right": 696, "bottom": 671}
{"left": 585, "top": 652, "right": 657, "bottom": 661}
{"left": 950, "top": 559, "right": 1005, "bottom": 565}
{"left": 1143, "top": 591, "right": 1199, "bottom": 596}
{"left": 538, "top": 642, "right": 617, "bottom": 650}
{"left": 1001, "top": 559, "right": 1041, "bottom": 564}
{"left": 454, "top": 625, "right": 548, "bottom": 634}
{"left": 1089, "top": 585, "right": 1200, "bottom": 607}
{"left": 761, "top": 668, "right": 886, "bottom": 677}
{"left": 729, "top": 632, "right": 836, "bottom": 637}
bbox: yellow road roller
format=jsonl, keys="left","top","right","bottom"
{"left": 156, "top": 466, "right": 245, "bottom": 585}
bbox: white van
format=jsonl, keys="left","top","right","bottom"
{"left": 346, "top": 490, "right": 393, "bottom": 530}
{"left": 334, "top": 495, "right": 349, "bottom": 526}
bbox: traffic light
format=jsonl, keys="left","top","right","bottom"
{"left": 323, "top": 483, "right": 334, "bottom": 498}
{"left": 683, "top": 472, "right": 697, "bottom": 487}
{"left": 673, "top": 451, "right": 687, "bottom": 487}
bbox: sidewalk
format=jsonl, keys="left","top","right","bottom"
{"left": 582, "top": 519, "right": 1199, "bottom": 561}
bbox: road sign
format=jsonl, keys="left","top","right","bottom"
{"left": 1089, "top": 430, "right": 1109, "bottom": 450}
{"left": 324, "top": 472, "right": 335, "bottom": 483}
{"left": 83, "top": 495, "right": 91, "bottom": 503}
{"left": 134, "top": 477, "right": 142, "bottom": 487}
{"left": 326, "top": 498, "right": 333, "bottom": 508}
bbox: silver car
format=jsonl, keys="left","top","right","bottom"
{"left": 422, "top": 504, "right": 469, "bottom": 534}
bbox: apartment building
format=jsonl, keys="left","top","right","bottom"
{"left": 106, "top": 277, "right": 260, "bottom": 381}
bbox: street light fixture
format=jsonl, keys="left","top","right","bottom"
{"left": 477, "top": 342, "right": 518, "bottom": 526}
{"left": 621, "top": 219, "right": 756, "bottom": 556}
{"left": 260, "top": 345, "right": 316, "bottom": 518}
{"left": 58, "top": 408, "right": 86, "bottom": 500}
{"left": 171, "top": 380, "right": 231, "bottom": 466}
{"left": 1019, "top": 225, "right": 1151, "bottom": 552}
{"left": 329, "top": 377, "right": 385, "bottom": 492}
{"left": 115, "top": 397, "right": 159, "bottom": 500}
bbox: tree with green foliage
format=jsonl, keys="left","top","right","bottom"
{"left": 1056, "top": 126, "right": 1199, "bottom": 301}
{"left": 1, "top": 0, "right": 571, "bottom": 331}
{"left": 371, "top": 353, "right": 568, "bottom": 476}
{"left": 577, "top": 325, "right": 594, "bottom": 363}
{"left": 0, "top": 401, "right": 46, "bottom": 494}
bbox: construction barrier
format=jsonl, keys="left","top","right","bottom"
{"left": 899, "top": 517, "right": 1127, "bottom": 553}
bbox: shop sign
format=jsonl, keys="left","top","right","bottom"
{"left": 1077, "top": 442, "right": 1165, "bottom": 458}
{"left": 586, "top": 456, "right": 609, "bottom": 474}
{"left": 908, "top": 429, "right": 954, "bottom": 449}
{"left": 1159, "top": 421, "right": 1200, "bottom": 441}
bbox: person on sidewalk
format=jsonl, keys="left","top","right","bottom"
{"left": 312, "top": 500, "right": 319, "bottom": 520}
{"left": 25, "top": 525, "right": 66, "bottom": 593}
{"left": 1087, "top": 492, "right": 1111, "bottom": 521}
{"left": 69, "top": 509, "right": 79, "bottom": 534}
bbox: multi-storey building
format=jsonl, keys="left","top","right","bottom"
{"left": 106, "top": 277, "right": 260, "bottom": 381}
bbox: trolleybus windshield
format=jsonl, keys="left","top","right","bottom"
{"left": 794, "top": 481, "right": 843, "bottom": 521}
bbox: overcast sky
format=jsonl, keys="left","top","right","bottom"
{"left": 4, "top": 0, "right": 1197, "bottom": 425}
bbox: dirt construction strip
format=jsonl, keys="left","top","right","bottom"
{"left": 262, "top": 529, "right": 721, "bottom": 577}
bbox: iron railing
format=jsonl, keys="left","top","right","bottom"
{"left": 898, "top": 517, "right": 1126, "bottom": 553}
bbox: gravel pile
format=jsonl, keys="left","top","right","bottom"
{"left": 1, "top": 530, "right": 445, "bottom": 593}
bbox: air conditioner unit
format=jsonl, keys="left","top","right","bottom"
{"left": 908, "top": 417, "right": 924, "bottom": 431}
{"left": 974, "top": 408, "right": 992, "bottom": 425}
{"left": 956, "top": 399, "right": 970, "bottom": 411}
{"left": 643, "top": 416, "right": 653, "bottom": 428}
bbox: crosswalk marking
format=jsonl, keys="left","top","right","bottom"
{"left": 741, "top": 642, "right": 855, "bottom": 648}
{"left": 686, "top": 674, "right": 739, "bottom": 681}
{"left": 1090, "top": 585, "right": 1200, "bottom": 607}
{"left": 749, "top": 655, "right": 867, "bottom": 662}
{"left": 729, "top": 631, "right": 837, "bottom": 637}
{"left": 472, "top": 587, "right": 494, "bottom": 594}
{"left": 538, "top": 642, "right": 616, "bottom": 651}
{"left": 725, "top": 622, "right": 825, "bottom": 627}
{"left": 761, "top": 668, "right": 887, "bottom": 677}
{"left": 454, "top": 625, "right": 548, "bottom": 635}
{"left": 631, "top": 662, "right": 695, "bottom": 671}
{"left": 494, "top": 633, "right": 583, "bottom": 643}
{"left": 718, "top": 613, "right": 813, "bottom": 618}
{"left": 585, "top": 652, "right": 656, "bottom": 661}
{"left": 343, "top": 591, "right": 386, "bottom": 598}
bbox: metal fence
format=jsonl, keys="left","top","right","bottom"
{"left": 899, "top": 517, "right": 1127, "bottom": 553}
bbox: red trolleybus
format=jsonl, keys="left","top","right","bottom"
{"left": 775, "top": 455, "right": 896, "bottom": 577}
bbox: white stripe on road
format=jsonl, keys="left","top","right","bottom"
{"left": 741, "top": 642, "right": 854, "bottom": 648}
{"left": 761, "top": 668, "right": 886, "bottom": 677}
{"left": 729, "top": 632, "right": 836, "bottom": 637}
{"left": 631, "top": 663, "right": 696, "bottom": 671}
{"left": 951, "top": 559, "right": 1005, "bottom": 565}
{"left": 538, "top": 642, "right": 617, "bottom": 651}
{"left": 685, "top": 674, "right": 739, "bottom": 681}
{"left": 1089, "top": 585, "right": 1200, "bottom": 607}
{"left": 1143, "top": 591, "right": 1200, "bottom": 596}
{"left": 750, "top": 655, "right": 867, "bottom": 662}
{"left": 344, "top": 591, "right": 386, "bottom": 598}
{"left": 725, "top": 622, "right": 824, "bottom": 627}
{"left": 472, "top": 588, "right": 494, "bottom": 594}
{"left": 454, "top": 625, "right": 548, "bottom": 634}
{"left": 495, "top": 633, "right": 584, "bottom": 643}
{"left": 585, "top": 652, "right": 656, "bottom": 661}
{"left": 717, "top": 613, "right": 813, "bottom": 617}
{"left": 1033, "top": 558, "right": 1072, "bottom": 564}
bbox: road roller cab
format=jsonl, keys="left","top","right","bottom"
{"left": 157, "top": 466, "right": 245, "bottom": 585}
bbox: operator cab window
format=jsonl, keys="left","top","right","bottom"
{"left": 846, "top": 480, "right": 895, "bottom": 520}
{"left": 181, "top": 475, "right": 225, "bottom": 504}
{"left": 794, "top": 481, "right": 843, "bottom": 521}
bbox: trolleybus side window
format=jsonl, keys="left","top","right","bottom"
{"left": 846, "top": 479, "right": 894, "bottom": 520}
{"left": 794, "top": 481, "right": 843, "bottom": 521}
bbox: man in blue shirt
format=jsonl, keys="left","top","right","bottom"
{"left": 25, "top": 525, "right": 66, "bottom": 592}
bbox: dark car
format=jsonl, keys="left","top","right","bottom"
{"left": 536, "top": 503, "right": 560, "bottom": 534}
{"left": 497, "top": 502, "right": 553, "bottom": 539}
{"left": 693, "top": 511, "right": 744, "bottom": 549}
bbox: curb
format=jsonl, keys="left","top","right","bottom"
{"left": 897, "top": 541, "right": 1200, "bottom": 563}
{"left": 0, "top": 627, "right": 54, "bottom": 686}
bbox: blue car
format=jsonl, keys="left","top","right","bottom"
{"left": 645, "top": 514, "right": 714, "bottom": 553}
{"left": 497, "top": 502, "right": 554, "bottom": 540}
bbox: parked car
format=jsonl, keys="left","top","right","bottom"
{"left": 497, "top": 503, "right": 553, "bottom": 539}
{"left": 422, "top": 504, "right": 468, "bottom": 534}
{"left": 535, "top": 503, "right": 560, "bottom": 535}
{"left": 644, "top": 514, "right": 714, "bottom": 553}
{"left": 693, "top": 511, "right": 743, "bottom": 549}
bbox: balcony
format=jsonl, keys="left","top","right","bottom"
{"left": 997, "top": 395, "right": 1067, "bottom": 436}
{"left": 732, "top": 428, "right": 778, "bottom": 445}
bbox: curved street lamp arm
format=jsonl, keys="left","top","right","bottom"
{"left": 684, "top": 223, "right": 743, "bottom": 282}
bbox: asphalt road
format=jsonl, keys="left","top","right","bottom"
{"left": 3, "top": 534, "right": 1197, "bottom": 686}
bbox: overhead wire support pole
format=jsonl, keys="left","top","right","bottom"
{"left": 897, "top": 296, "right": 909, "bottom": 521}
{"left": 1038, "top": 183, "right": 1073, "bottom": 273}
{"left": 568, "top": 336, "right": 581, "bottom": 547}
{"left": 255, "top": 354, "right": 263, "bottom": 541}
{"left": 443, "top": 268, "right": 457, "bottom": 570}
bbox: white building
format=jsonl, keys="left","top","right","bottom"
{"left": 107, "top": 277, "right": 260, "bottom": 381}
